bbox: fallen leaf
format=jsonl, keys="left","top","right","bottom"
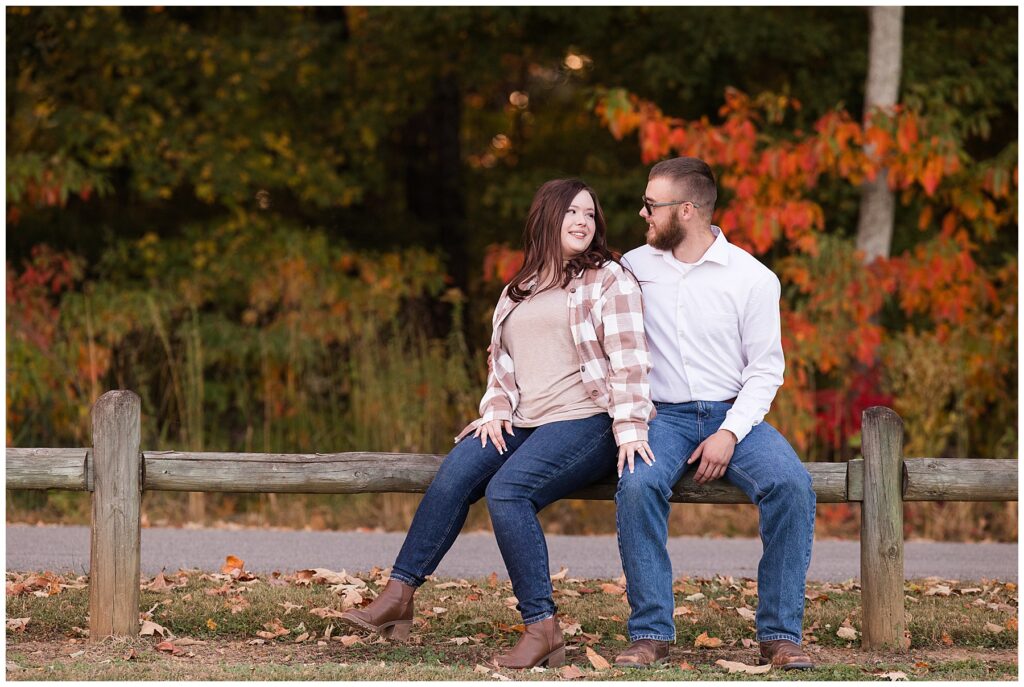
{"left": 492, "top": 672, "right": 511, "bottom": 681}
{"left": 206, "top": 618, "right": 218, "bottom": 631}
{"left": 924, "top": 584, "right": 952, "bottom": 597}
{"left": 685, "top": 592, "right": 705, "bottom": 602}
{"left": 487, "top": 572, "right": 498, "bottom": 588}
{"left": 555, "top": 588, "right": 581, "bottom": 598}
{"left": 600, "top": 583, "right": 625, "bottom": 595}
{"left": 1007, "top": 618, "right": 1018, "bottom": 631}
{"left": 673, "top": 605, "right": 694, "bottom": 616}
{"left": 257, "top": 619, "right": 289, "bottom": 639}
{"left": 431, "top": 607, "right": 448, "bottom": 614}
{"left": 246, "top": 639, "right": 265, "bottom": 645}
{"left": 560, "top": 621, "right": 583, "bottom": 636}
{"left": 140, "top": 620, "right": 166, "bottom": 636}
{"left": 221, "top": 555, "right": 244, "bottom": 575}
{"left": 586, "top": 646, "right": 611, "bottom": 670}
{"left": 6, "top": 618, "right": 30, "bottom": 632}
{"left": 503, "top": 596, "right": 519, "bottom": 609}
{"left": 984, "top": 622, "right": 1004, "bottom": 634}
{"left": 736, "top": 607, "right": 756, "bottom": 621}
{"left": 143, "top": 572, "right": 176, "bottom": 592}
{"left": 741, "top": 638, "right": 757, "bottom": 649}
{"left": 278, "top": 601, "right": 303, "bottom": 615}
{"left": 450, "top": 637, "right": 470, "bottom": 645}
{"left": 550, "top": 566, "right": 569, "bottom": 581}
{"left": 957, "top": 587, "right": 982, "bottom": 594}
{"left": 694, "top": 632, "right": 722, "bottom": 648}
{"left": 226, "top": 595, "right": 250, "bottom": 614}
{"left": 310, "top": 606, "right": 345, "bottom": 619}
{"left": 560, "top": 665, "right": 586, "bottom": 679}
{"left": 876, "top": 671, "right": 908, "bottom": 681}
{"left": 294, "top": 632, "right": 309, "bottom": 643}
{"left": 172, "top": 638, "right": 205, "bottom": 646}
{"left": 68, "top": 650, "right": 85, "bottom": 658}
{"left": 940, "top": 631, "right": 953, "bottom": 646}
{"left": 678, "top": 660, "right": 695, "bottom": 670}
{"left": 837, "top": 626, "right": 858, "bottom": 640}
{"left": 529, "top": 666, "right": 547, "bottom": 673}
{"left": 716, "top": 659, "right": 771, "bottom": 674}
{"left": 155, "top": 640, "right": 184, "bottom": 656}
{"left": 124, "top": 648, "right": 138, "bottom": 661}
{"left": 474, "top": 664, "right": 491, "bottom": 674}
{"left": 338, "top": 634, "right": 362, "bottom": 647}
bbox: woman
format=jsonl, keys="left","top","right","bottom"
{"left": 341, "top": 179, "right": 655, "bottom": 669}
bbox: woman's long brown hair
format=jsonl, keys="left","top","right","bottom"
{"left": 506, "top": 179, "right": 620, "bottom": 302}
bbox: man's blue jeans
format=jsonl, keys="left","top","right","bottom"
{"left": 615, "top": 401, "right": 815, "bottom": 644}
{"left": 390, "top": 413, "right": 617, "bottom": 625}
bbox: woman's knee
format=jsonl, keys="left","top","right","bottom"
{"left": 615, "top": 466, "right": 671, "bottom": 504}
{"left": 484, "top": 473, "right": 530, "bottom": 505}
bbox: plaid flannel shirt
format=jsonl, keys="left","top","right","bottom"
{"left": 477, "top": 260, "right": 655, "bottom": 446}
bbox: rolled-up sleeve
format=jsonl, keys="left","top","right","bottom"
{"left": 598, "top": 268, "right": 655, "bottom": 445}
{"left": 720, "top": 273, "right": 785, "bottom": 443}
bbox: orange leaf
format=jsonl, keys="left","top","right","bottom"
{"left": 694, "top": 631, "right": 723, "bottom": 648}
{"left": 585, "top": 646, "right": 611, "bottom": 670}
{"left": 221, "top": 555, "right": 244, "bottom": 575}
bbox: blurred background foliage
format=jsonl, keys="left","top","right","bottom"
{"left": 6, "top": 7, "right": 1017, "bottom": 540}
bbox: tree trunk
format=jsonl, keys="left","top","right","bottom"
{"left": 403, "top": 75, "right": 468, "bottom": 289}
{"left": 855, "top": 6, "right": 904, "bottom": 264}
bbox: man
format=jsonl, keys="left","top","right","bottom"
{"left": 613, "top": 157, "right": 816, "bottom": 670}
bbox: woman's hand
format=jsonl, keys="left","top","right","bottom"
{"left": 617, "top": 440, "right": 655, "bottom": 478}
{"left": 474, "top": 419, "right": 514, "bottom": 454}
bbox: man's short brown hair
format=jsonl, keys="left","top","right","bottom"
{"left": 649, "top": 157, "right": 717, "bottom": 217}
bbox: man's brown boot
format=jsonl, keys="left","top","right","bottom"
{"left": 614, "top": 639, "right": 670, "bottom": 667}
{"left": 758, "top": 639, "right": 814, "bottom": 670}
{"left": 340, "top": 579, "right": 415, "bottom": 640}
{"left": 492, "top": 616, "right": 564, "bottom": 669}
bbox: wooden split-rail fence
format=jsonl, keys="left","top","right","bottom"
{"left": 6, "top": 390, "right": 1018, "bottom": 649}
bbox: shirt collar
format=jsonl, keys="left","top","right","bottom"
{"left": 652, "top": 225, "right": 730, "bottom": 267}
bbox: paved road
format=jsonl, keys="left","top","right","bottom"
{"left": 5, "top": 524, "right": 1017, "bottom": 582}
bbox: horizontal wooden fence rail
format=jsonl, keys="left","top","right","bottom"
{"left": 7, "top": 450, "right": 1016, "bottom": 503}
{"left": 5, "top": 390, "right": 1019, "bottom": 651}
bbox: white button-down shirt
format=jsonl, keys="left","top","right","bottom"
{"left": 622, "top": 226, "right": 784, "bottom": 443}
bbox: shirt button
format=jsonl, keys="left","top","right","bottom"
{"left": 591, "top": 390, "right": 599, "bottom": 397}
{"left": 580, "top": 365, "right": 585, "bottom": 372}
{"left": 570, "top": 288, "right": 576, "bottom": 293}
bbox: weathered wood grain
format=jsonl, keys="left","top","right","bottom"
{"left": 142, "top": 451, "right": 848, "bottom": 502}
{"left": 89, "top": 391, "right": 142, "bottom": 641}
{"left": 860, "top": 406, "right": 906, "bottom": 651}
{"left": 5, "top": 448, "right": 89, "bottom": 491}
{"left": 903, "top": 458, "right": 1017, "bottom": 502}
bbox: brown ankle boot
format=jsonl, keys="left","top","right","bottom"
{"left": 492, "top": 616, "right": 564, "bottom": 669}
{"left": 340, "top": 579, "right": 415, "bottom": 640}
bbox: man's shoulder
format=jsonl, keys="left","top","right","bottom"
{"left": 621, "top": 244, "right": 659, "bottom": 271}
{"left": 725, "top": 242, "right": 779, "bottom": 287}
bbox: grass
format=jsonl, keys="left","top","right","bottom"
{"left": 6, "top": 568, "right": 1018, "bottom": 681}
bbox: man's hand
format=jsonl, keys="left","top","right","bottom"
{"left": 617, "top": 440, "right": 655, "bottom": 478}
{"left": 687, "top": 429, "right": 737, "bottom": 484}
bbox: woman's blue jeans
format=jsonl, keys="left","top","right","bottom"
{"left": 615, "top": 401, "right": 816, "bottom": 644}
{"left": 390, "top": 413, "right": 617, "bottom": 625}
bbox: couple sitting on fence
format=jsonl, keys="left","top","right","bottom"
{"left": 340, "top": 157, "right": 817, "bottom": 671}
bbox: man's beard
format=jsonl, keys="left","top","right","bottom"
{"left": 647, "top": 213, "right": 685, "bottom": 251}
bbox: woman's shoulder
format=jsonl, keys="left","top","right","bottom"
{"left": 583, "top": 259, "right": 638, "bottom": 288}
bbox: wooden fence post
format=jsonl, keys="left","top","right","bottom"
{"left": 88, "top": 390, "right": 142, "bottom": 640}
{"left": 860, "top": 406, "right": 906, "bottom": 650}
